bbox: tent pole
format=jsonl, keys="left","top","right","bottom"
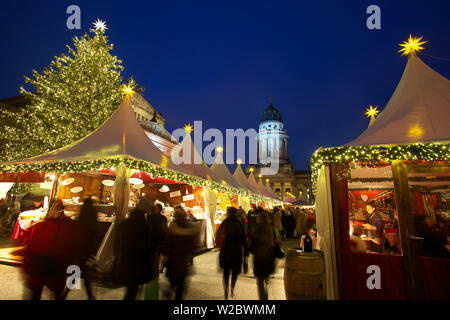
{"left": 330, "top": 162, "right": 346, "bottom": 300}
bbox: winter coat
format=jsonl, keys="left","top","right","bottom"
{"left": 146, "top": 212, "right": 168, "bottom": 275}
{"left": 248, "top": 223, "right": 276, "bottom": 278}
{"left": 23, "top": 214, "right": 81, "bottom": 291}
{"left": 218, "top": 215, "right": 248, "bottom": 273}
{"left": 247, "top": 210, "right": 258, "bottom": 231}
{"left": 162, "top": 220, "right": 198, "bottom": 279}
{"left": 79, "top": 209, "right": 103, "bottom": 265}
{"left": 274, "top": 211, "right": 283, "bottom": 232}
{"left": 295, "top": 211, "right": 308, "bottom": 236}
{"left": 115, "top": 209, "right": 156, "bottom": 285}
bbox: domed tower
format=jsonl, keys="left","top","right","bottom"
{"left": 257, "top": 98, "right": 290, "bottom": 165}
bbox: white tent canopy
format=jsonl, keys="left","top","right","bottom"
{"left": 210, "top": 152, "right": 245, "bottom": 190}
{"left": 247, "top": 172, "right": 272, "bottom": 198}
{"left": 283, "top": 194, "right": 296, "bottom": 204}
{"left": 293, "top": 193, "right": 312, "bottom": 206}
{"left": 262, "top": 179, "right": 280, "bottom": 200}
{"left": 171, "top": 131, "right": 222, "bottom": 182}
{"left": 11, "top": 96, "right": 188, "bottom": 174}
{"left": 346, "top": 55, "right": 450, "bottom": 146}
{"left": 257, "top": 177, "right": 278, "bottom": 200}
{"left": 233, "top": 164, "right": 260, "bottom": 194}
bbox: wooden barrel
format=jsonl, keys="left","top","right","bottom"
{"left": 284, "top": 249, "right": 326, "bottom": 300}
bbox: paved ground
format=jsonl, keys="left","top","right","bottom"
{"left": 0, "top": 238, "right": 299, "bottom": 300}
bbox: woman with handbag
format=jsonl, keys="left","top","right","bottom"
{"left": 217, "top": 207, "right": 248, "bottom": 299}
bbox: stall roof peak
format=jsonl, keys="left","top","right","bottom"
{"left": 346, "top": 55, "right": 450, "bottom": 146}
{"left": 8, "top": 96, "right": 186, "bottom": 173}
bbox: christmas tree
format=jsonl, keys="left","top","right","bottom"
{"left": 1, "top": 20, "right": 131, "bottom": 161}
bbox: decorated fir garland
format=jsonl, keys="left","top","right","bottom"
{"left": 0, "top": 157, "right": 282, "bottom": 205}
{"left": 310, "top": 142, "right": 450, "bottom": 193}
{"left": 9, "top": 183, "right": 33, "bottom": 194}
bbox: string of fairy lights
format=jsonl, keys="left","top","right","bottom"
{"left": 0, "top": 156, "right": 281, "bottom": 204}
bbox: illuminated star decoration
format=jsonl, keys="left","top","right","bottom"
{"left": 398, "top": 35, "right": 426, "bottom": 56}
{"left": 216, "top": 146, "right": 223, "bottom": 153}
{"left": 93, "top": 19, "right": 107, "bottom": 31}
{"left": 184, "top": 124, "right": 193, "bottom": 134}
{"left": 121, "top": 83, "right": 135, "bottom": 96}
{"left": 236, "top": 159, "right": 242, "bottom": 165}
{"left": 365, "top": 105, "right": 380, "bottom": 127}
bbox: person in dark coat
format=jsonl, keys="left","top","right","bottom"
{"left": 248, "top": 211, "right": 278, "bottom": 300}
{"left": 414, "top": 214, "right": 450, "bottom": 258}
{"left": 79, "top": 197, "right": 102, "bottom": 300}
{"left": 247, "top": 206, "right": 258, "bottom": 232}
{"left": 286, "top": 209, "right": 296, "bottom": 238}
{"left": 218, "top": 207, "right": 248, "bottom": 299}
{"left": 146, "top": 203, "right": 168, "bottom": 277}
{"left": 162, "top": 206, "right": 198, "bottom": 300}
{"left": 115, "top": 198, "right": 155, "bottom": 300}
{"left": 22, "top": 200, "right": 81, "bottom": 300}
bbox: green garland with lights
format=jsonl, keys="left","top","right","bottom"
{"left": 0, "top": 157, "right": 281, "bottom": 205}
{"left": 310, "top": 142, "right": 450, "bottom": 194}
{"left": 9, "top": 183, "right": 33, "bottom": 194}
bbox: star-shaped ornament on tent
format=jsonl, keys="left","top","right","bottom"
{"left": 184, "top": 124, "right": 193, "bottom": 134}
{"left": 398, "top": 34, "right": 426, "bottom": 56}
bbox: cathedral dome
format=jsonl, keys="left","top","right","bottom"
{"left": 260, "top": 102, "right": 283, "bottom": 123}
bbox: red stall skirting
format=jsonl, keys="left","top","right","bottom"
{"left": 420, "top": 256, "right": 450, "bottom": 300}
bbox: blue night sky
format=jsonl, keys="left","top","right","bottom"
{"left": 1, "top": 0, "right": 449, "bottom": 170}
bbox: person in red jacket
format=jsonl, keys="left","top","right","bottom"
{"left": 22, "top": 200, "right": 81, "bottom": 300}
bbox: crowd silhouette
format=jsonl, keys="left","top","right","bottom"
{"left": 15, "top": 196, "right": 316, "bottom": 300}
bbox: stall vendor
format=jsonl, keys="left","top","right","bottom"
{"left": 362, "top": 203, "right": 384, "bottom": 249}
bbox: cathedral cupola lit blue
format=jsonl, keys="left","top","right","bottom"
{"left": 257, "top": 97, "right": 289, "bottom": 164}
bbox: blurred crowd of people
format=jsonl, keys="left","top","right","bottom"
{"left": 2, "top": 193, "right": 316, "bottom": 301}
{"left": 216, "top": 205, "right": 317, "bottom": 300}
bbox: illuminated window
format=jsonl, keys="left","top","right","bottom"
{"left": 348, "top": 163, "right": 401, "bottom": 255}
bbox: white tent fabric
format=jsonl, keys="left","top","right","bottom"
{"left": 257, "top": 177, "right": 277, "bottom": 200}
{"left": 210, "top": 153, "right": 245, "bottom": 190}
{"left": 263, "top": 182, "right": 280, "bottom": 200}
{"left": 12, "top": 96, "right": 188, "bottom": 174}
{"left": 203, "top": 188, "right": 216, "bottom": 248}
{"left": 233, "top": 164, "right": 259, "bottom": 194}
{"left": 0, "top": 183, "right": 13, "bottom": 200}
{"left": 247, "top": 172, "right": 271, "bottom": 198}
{"left": 283, "top": 194, "right": 296, "bottom": 204}
{"left": 171, "top": 131, "right": 222, "bottom": 182}
{"left": 293, "top": 194, "right": 312, "bottom": 206}
{"left": 316, "top": 165, "right": 339, "bottom": 300}
{"left": 346, "top": 55, "right": 450, "bottom": 146}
